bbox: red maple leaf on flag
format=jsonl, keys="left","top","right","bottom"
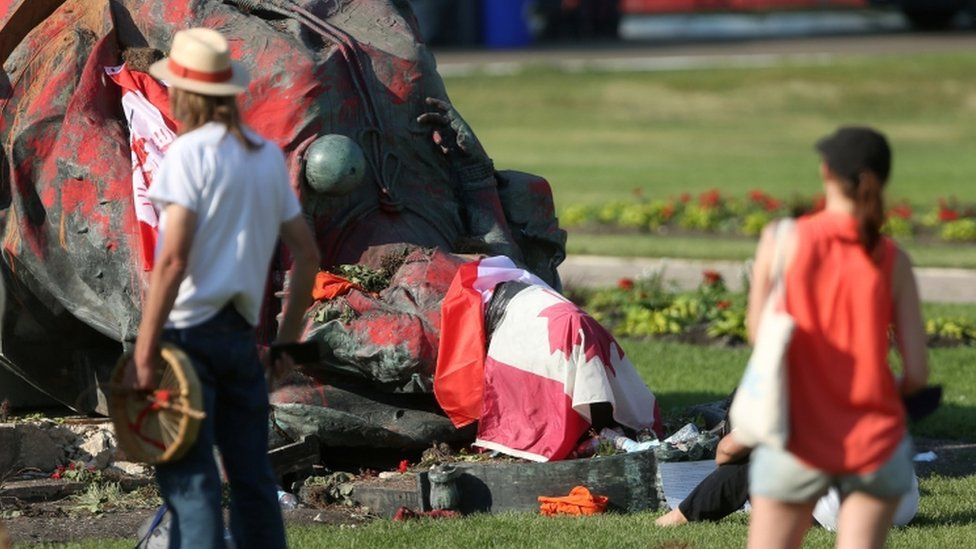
{"left": 538, "top": 301, "right": 623, "bottom": 377}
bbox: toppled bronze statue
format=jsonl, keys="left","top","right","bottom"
{"left": 0, "top": 0, "right": 565, "bottom": 450}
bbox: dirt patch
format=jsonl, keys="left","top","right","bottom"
{"left": 7, "top": 508, "right": 155, "bottom": 544}
{"left": 5, "top": 501, "right": 368, "bottom": 545}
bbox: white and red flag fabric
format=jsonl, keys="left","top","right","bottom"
{"left": 105, "top": 64, "right": 177, "bottom": 271}
{"left": 435, "top": 256, "right": 663, "bottom": 462}
{"left": 435, "top": 256, "right": 550, "bottom": 428}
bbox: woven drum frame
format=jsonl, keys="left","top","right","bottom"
{"left": 109, "top": 343, "right": 203, "bottom": 464}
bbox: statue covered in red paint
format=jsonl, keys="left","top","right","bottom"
{"left": 0, "top": 0, "right": 565, "bottom": 448}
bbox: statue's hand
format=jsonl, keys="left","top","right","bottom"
{"left": 417, "top": 97, "right": 490, "bottom": 167}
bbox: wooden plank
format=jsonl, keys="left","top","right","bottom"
{"left": 268, "top": 436, "right": 319, "bottom": 478}
{"left": 418, "top": 450, "right": 663, "bottom": 514}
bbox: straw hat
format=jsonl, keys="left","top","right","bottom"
{"left": 149, "top": 28, "right": 249, "bottom": 96}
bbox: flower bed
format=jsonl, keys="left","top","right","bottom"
{"left": 576, "top": 272, "right": 976, "bottom": 348}
{"left": 561, "top": 190, "right": 976, "bottom": 242}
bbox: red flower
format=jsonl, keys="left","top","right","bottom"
{"left": 397, "top": 460, "right": 409, "bottom": 474}
{"left": 679, "top": 193, "right": 691, "bottom": 204}
{"left": 703, "top": 270, "right": 723, "bottom": 286}
{"left": 68, "top": 462, "right": 76, "bottom": 470}
{"left": 889, "top": 203, "right": 913, "bottom": 220}
{"left": 749, "top": 189, "right": 768, "bottom": 203}
{"left": 661, "top": 204, "right": 675, "bottom": 220}
{"left": 763, "top": 198, "right": 782, "bottom": 212}
{"left": 939, "top": 205, "right": 960, "bottom": 222}
{"left": 716, "top": 300, "right": 731, "bottom": 310}
{"left": 617, "top": 278, "right": 635, "bottom": 290}
{"left": 51, "top": 471, "right": 61, "bottom": 480}
{"left": 699, "top": 189, "right": 721, "bottom": 209}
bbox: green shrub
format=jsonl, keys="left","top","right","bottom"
{"left": 940, "top": 219, "right": 976, "bottom": 242}
{"left": 597, "top": 202, "right": 627, "bottom": 225}
{"left": 679, "top": 205, "right": 723, "bottom": 231}
{"left": 707, "top": 308, "right": 748, "bottom": 342}
{"left": 883, "top": 216, "right": 915, "bottom": 238}
{"left": 618, "top": 203, "right": 650, "bottom": 229}
{"left": 926, "top": 317, "right": 976, "bottom": 343}
{"left": 741, "top": 211, "right": 772, "bottom": 237}
{"left": 560, "top": 204, "right": 594, "bottom": 227}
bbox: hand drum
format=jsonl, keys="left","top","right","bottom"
{"left": 108, "top": 343, "right": 205, "bottom": 464}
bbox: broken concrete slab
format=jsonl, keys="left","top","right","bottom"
{"left": 0, "top": 476, "right": 152, "bottom": 502}
{"left": 0, "top": 419, "right": 125, "bottom": 476}
{"left": 344, "top": 474, "right": 423, "bottom": 518}
{"left": 78, "top": 429, "right": 117, "bottom": 470}
{"left": 0, "top": 422, "right": 63, "bottom": 473}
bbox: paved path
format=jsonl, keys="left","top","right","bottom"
{"left": 434, "top": 33, "right": 976, "bottom": 77}
{"left": 559, "top": 255, "right": 976, "bottom": 304}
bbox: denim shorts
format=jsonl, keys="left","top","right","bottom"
{"left": 749, "top": 437, "right": 915, "bottom": 503}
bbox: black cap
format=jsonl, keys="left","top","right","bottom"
{"left": 815, "top": 126, "right": 891, "bottom": 183}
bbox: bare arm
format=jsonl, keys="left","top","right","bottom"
{"left": 276, "top": 215, "right": 320, "bottom": 343}
{"left": 746, "top": 224, "right": 777, "bottom": 344}
{"left": 746, "top": 221, "right": 796, "bottom": 344}
{"left": 131, "top": 204, "right": 196, "bottom": 390}
{"left": 892, "top": 248, "right": 929, "bottom": 395}
{"left": 715, "top": 432, "right": 752, "bottom": 465}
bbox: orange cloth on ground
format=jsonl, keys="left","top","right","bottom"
{"left": 538, "top": 486, "right": 609, "bottom": 516}
{"left": 311, "top": 272, "right": 361, "bottom": 301}
{"left": 785, "top": 211, "right": 905, "bottom": 475}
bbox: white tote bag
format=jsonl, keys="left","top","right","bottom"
{"left": 729, "top": 219, "right": 795, "bottom": 449}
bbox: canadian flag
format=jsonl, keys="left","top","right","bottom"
{"left": 435, "top": 257, "right": 662, "bottom": 462}
{"left": 434, "top": 256, "right": 549, "bottom": 428}
{"left": 105, "top": 64, "right": 177, "bottom": 271}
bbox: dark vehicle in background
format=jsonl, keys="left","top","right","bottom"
{"left": 411, "top": 1, "right": 975, "bottom": 47}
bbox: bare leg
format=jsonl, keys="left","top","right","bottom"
{"left": 748, "top": 496, "right": 816, "bottom": 549}
{"left": 835, "top": 492, "right": 899, "bottom": 549}
{"left": 655, "top": 508, "right": 689, "bottom": 527}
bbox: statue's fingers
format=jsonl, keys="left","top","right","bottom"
{"left": 425, "top": 97, "right": 451, "bottom": 112}
{"left": 417, "top": 112, "right": 449, "bottom": 127}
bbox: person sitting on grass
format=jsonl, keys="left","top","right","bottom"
{"left": 655, "top": 430, "right": 920, "bottom": 529}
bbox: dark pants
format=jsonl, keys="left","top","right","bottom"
{"left": 678, "top": 462, "right": 750, "bottom": 522}
{"left": 156, "top": 306, "right": 286, "bottom": 549}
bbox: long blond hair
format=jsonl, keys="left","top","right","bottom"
{"left": 169, "top": 88, "right": 262, "bottom": 151}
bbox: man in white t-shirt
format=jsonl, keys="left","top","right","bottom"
{"left": 129, "top": 28, "right": 319, "bottom": 549}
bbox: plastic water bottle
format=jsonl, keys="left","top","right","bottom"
{"left": 277, "top": 489, "right": 299, "bottom": 510}
{"left": 599, "top": 428, "right": 658, "bottom": 453}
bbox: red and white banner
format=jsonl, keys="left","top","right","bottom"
{"left": 105, "top": 64, "right": 177, "bottom": 271}
{"left": 435, "top": 257, "right": 662, "bottom": 462}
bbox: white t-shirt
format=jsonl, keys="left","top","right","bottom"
{"left": 148, "top": 122, "right": 302, "bottom": 329}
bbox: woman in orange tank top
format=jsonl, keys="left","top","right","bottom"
{"left": 745, "top": 127, "right": 929, "bottom": 549}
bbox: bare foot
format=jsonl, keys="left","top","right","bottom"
{"left": 655, "top": 508, "right": 689, "bottom": 527}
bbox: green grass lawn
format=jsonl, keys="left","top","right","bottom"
{"left": 566, "top": 232, "right": 976, "bottom": 268}
{"left": 25, "top": 332, "right": 976, "bottom": 549}
{"left": 446, "top": 53, "right": 976, "bottom": 210}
